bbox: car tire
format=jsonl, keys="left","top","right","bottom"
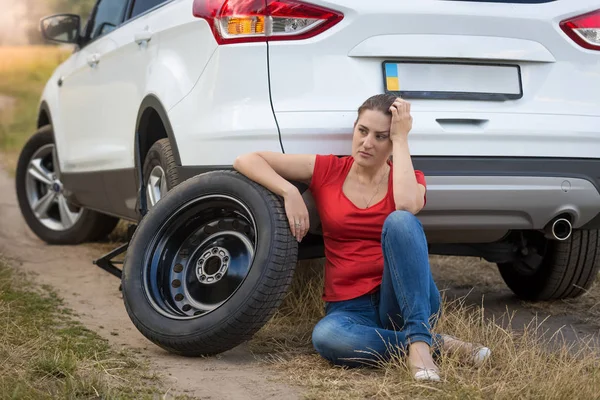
{"left": 142, "top": 138, "right": 179, "bottom": 209}
{"left": 15, "top": 125, "right": 119, "bottom": 244}
{"left": 121, "top": 170, "right": 298, "bottom": 356}
{"left": 497, "top": 229, "right": 600, "bottom": 301}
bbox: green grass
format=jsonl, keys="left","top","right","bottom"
{"left": 0, "top": 255, "right": 181, "bottom": 399}
{"left": 0, "top": 45, "right": 69, "bottom": 173}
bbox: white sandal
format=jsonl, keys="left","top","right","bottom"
{"left": 441, "top": 334, "right": 491, "bottom": 367}
{"left": 413, "top": 368, "right": 441, "bottom": 382}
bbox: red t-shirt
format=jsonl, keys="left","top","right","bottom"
{"left": 308, "top": 154, "right": 427, "bottom": 302}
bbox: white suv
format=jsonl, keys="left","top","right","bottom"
{"left": 16, "top": 0, "right": 600, "bottom": 356}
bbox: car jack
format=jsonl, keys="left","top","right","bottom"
{"left": 92, "top": 224, "right": 137, "bottom": 280}
{"left": 93, "top": 242, "right": 128, "bottom": 279}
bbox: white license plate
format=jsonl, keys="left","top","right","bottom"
{"left": 383, "top": 61, "right": 523, "bottom": 101}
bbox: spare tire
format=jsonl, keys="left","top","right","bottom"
{"left": 121, "top": 170, "right": 298, "bottom": 356}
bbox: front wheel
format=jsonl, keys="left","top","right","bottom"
{"left": 121, "top": 170, "right": 298, "bottom": 356}
{"left": 15, "top": 126, "right": 119, "bottom": 244}
{"left": 498, "top": 230, "right": 600, "bottom": 301}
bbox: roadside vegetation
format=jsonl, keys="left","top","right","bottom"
{"left": 0, "top": 45, "right": 70, "bottom": 173}
{"left": 0, "top": 256, "right": 180, "bottom": 399}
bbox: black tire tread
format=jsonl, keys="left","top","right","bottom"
{"left": 143, "top": 138, "right": 180, "bottom": 190}
{"left": 548, "top": 230, "right": 599, "bottom": 299}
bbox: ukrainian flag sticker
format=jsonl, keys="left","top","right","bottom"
{"left": 385, "top": 63, "right": 399, "bottom": 91}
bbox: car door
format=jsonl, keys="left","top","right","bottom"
{"left": 58, "top": 0, "right": 130, "bottom": 173}
{"left": 95, "top": 0, "right": 172, "bottom": 217}
{"left": 98, "top": 0, "right": 171, "bottom": 172}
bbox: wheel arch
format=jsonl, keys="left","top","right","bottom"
{"left": 135, "top": 95, "right": 182, "bottom": 169}
{"left": 134, "top": 95, "right": 182, "bottom": 217}
{"left": 37, "top": 101, "right": 53, "bottom": 129}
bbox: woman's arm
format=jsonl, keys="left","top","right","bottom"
{"left": 233, "top": 151, "right": 316, "bottom": 241}
{"left": 233, "top": 152, "right": 315, "bottom": 197}
{"left": 389, "top": 99, "right": 426, "bottom": 214}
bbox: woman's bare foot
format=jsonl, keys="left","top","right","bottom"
{"left": 407, "top": 342, "right": 440, "bottom": 381}
{"left": 441, "top": 334, "right": 491, "bottom": 367}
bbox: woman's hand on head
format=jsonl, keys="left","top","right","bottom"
{"left": 282, "top": 187, "right": 310, "bottom": 242}
{"left": 389, "top": 97, "right": 413, "bottom": 142}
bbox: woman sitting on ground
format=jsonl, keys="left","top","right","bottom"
{"left": 233, "top": 94, "right": 490, "bottom": 381}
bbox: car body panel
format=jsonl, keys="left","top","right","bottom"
{"left": 266, "top": 0, "right": 600, "bottom": 157}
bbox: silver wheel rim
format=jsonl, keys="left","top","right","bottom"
{"left": 25, "top": 144, "right": 83, "bottom": 231}
{"left": 146, "top": 165, "right": 167, "bottom": 208}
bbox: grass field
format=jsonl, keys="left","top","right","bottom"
{"left": 0, "top": 256, "right": 184, "bottom": 399}
{"left": 0, "top": 45, "right": 70, "bottom": 173}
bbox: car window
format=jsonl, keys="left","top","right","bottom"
{"left": 130, "top": 0, "right": 168, "bottom": 19}
{"left": 88, "top": 0, "right": 129, "bottom": 40}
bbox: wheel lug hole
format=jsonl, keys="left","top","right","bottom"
{"left": 212, "top": 248, "right": 218, "bottom": 254}
{"left": 174, "top": 293, "right": 184, "bottom": 301}
{"left": 182, "top": 304, "right": 191, "bottom": 312}
{"left": 173, "top": 264, "right": 183, "bottom": 273}
{"left": 171, "top": 279, "right": 181, "bottom": 288}
{"left": 199, "top": 275, "right": 206, "bottom": 282}
{"left": 215, "top": 273, "right": 222, "bottom": 279}
{"left": 223, "top": 257, "right": 229, "bottom": 262}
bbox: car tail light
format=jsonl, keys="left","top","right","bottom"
{"left": 560, "top": 9, "right": 600, "bottom": 51}
{"left": 192, "top": 0, "right": 343, "bottom": 44}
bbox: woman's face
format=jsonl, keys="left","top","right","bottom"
{"left": 351, "top": 109, "right": 392, "bottom": 170}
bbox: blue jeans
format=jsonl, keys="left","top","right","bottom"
{"left": 312, "top": 210, "right": 443, "bottom": 367}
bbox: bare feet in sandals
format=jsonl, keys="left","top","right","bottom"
{"left": 441, "top": 334, "right": 491, "bottom": 367}
{"left": 407, "top": 342, "right": 441, "bottom": 382}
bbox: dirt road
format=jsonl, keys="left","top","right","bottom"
{"left": 0, "top": 165, "right": 302, "bottom": 399}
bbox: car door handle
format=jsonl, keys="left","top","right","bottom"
{"left": 134, "top": 31, "right": 153, "bottom": 46}
{"left": 87, "top": 54, "right": 100, "bottom": 68}
{"left": 436, "top": 118, "right": 489, "bottom": 132}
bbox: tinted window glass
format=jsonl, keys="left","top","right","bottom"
{"left": 130, "top": 0, "right": 168, "bottom": 18}
{"left": 89, "top": 0, "right": 129, "bottom": 40}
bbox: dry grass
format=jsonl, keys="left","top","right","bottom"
{"left": 249, "top": 257, "right": 600, "bottom": 400}
{"left": 0, "top": 255, "right": 187, "bottom": 399}
{"left": 0, "top": 45, "right": 71, "bottom": 173}
{"left": 429, "top": 255, "right": 600, "bottom": 328}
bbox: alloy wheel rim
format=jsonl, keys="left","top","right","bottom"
{"left": 24, "top": 144, "right": 83, "bottom": 231}
{"left": 146, "top": 165, "right": 167, "bottom": 208}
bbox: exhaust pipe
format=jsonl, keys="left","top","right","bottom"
{"left": 544, "top": 217, "right": 572, "bottom": 241}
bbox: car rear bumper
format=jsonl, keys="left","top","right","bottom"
{"left": 412, "top": 156, "right": 600, "bottom": 232}
{"left": 179, "top": 156, "right": 600, "bottom": 233}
